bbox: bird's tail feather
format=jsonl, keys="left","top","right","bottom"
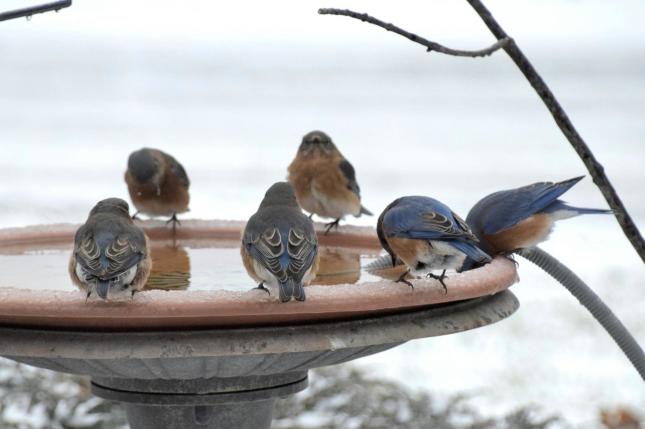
{"left": 279, "top": 279, "right": 306, "bottom": 302}
{"left": 567, "top": 206, "right": 613, "bottom": 215}
{"left": 544, "top": 201, "right": 612, "bottom": 219}
{"left": 97, "top": 279, "right": 110, "bottom": 299}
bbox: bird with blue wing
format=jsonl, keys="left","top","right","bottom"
{"left": 377, "top": 196, "right": 491, "bottom": 292}
{"left": 465, "top": 176, "right": 611, "bottom": 261}
{"left": 288, "top": 130, "right": 372, "bottom": 235}
{"left": 463, "top": 179, "right": 645, "bottom": 381}
{"left": 68, "top": 198, "right": 151, "bottom": 300}
{"left": 241, "top": 182, "right": 319, "bottom": 302}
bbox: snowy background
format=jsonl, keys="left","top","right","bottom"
{"left": 0, "top": 0, "right": 644, "bottom": 427}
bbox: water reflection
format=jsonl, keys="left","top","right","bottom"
{"left": 364, "top": 254, "right": 409, "bottom": 282}
{"left": 143, "top": 245, "right": 367, "bottom": 291}
{"left": 2, "top": 244, "right": 379, "bottom": 292}
{"left": 311, "top": 247, "right": 361, "bottom": 286}
{"left": 145, "top": 245, "right": 191, "bottom": 291}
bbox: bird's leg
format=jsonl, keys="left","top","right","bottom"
{"left": 395, "top": 269, "right": 414, "bottom": 289}
{"left": 131, "top": 211, "right": 140, "bottom": 220}
{"left": 85, "top": 290, "right": 91, "bottom": 303}
{"left": 505, "top": 252, "right": 520, "bottom": 267}
{"left": 254, "top": 282, "right": 270, "bottom": 295}
{"left": 166, "top": 213, "right": 181, "bottom": 235}
{"left": 426, "top": 270, "right": 448, "bottom": 294}
{"left": 323, "top": 218, "right": 341, "bottom": 235}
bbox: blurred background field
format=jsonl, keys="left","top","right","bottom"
{"left": 0, "top": 0, "right": 644, "bottom": 427}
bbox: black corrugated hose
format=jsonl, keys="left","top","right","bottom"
{"left": 518, "top": 246, "right": 645, "bottom": 381}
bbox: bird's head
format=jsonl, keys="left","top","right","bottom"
{"left": 376, "top": 203, "right": 398, "bottom": 268}
{"left": 298, "top": 130, "right": 337, "bottom": 157}
{"left": 89, "top": 198, "right": 131, "bottom": 219}
{"left": 260, "top": 182, "right": 299, "bottom": 209}
{"left": 127, "top": 148, "right": 163, "bottom": 185}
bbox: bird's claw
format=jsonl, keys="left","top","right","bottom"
{"left": 426, "top": 270, "right": 448, "bottom": 294}
{"left": 255, "top": 283, "right": 271, "bottom": 295}
{"left": 166, "top": 214, "right": 181, "bottom": 235}
{"left": 395, "top": 270, "right": 414, "bottom": 289}
{"left": 323, "top": 218, "right": 341, "bottom": 235}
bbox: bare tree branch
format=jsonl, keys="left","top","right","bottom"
{"left": 319, "top": 5, "right": 645, "bottom": 263}
{"left": 318, "top": 8, "right": 510, "bottom": 58}
{"left": 464, "top": 0, "right": 644, "bottom": 263}
{"left": 0, "top": 0, "right": 71, "bottom": 22}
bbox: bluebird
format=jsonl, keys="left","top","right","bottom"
{"left": 466, "top": 176, "right": 611, "bottom": 258}
{"left": 377, "top": 196, "right": 491, "bottom": 291}
{"left": 241, "top": 182, "right": 319, "bottom": 302}
{"left": 125, "top": 148, "right": 190, "bottom": 233}
{"left": 68, "top": 198, "right": 151, "bottom": 300}
{"left": 287, "top": 130, "right": 372, "bottom": 234}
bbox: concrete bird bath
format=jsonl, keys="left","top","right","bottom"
{"left": 0, "top": 220, "right": 519, "bottom": 429}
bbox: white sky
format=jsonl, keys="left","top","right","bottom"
{"left": 2, "top": 0, "right": 645, "bottom": 47}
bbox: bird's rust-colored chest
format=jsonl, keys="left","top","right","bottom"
{"left": 288, "top": 154, "right": 346, "bottom": 198}
{"left": 125, "top": 169, "right": 189, "bottom": 216}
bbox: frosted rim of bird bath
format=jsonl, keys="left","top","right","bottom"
{"left": 0, "top": 220, "right": 518, "bottom": 330}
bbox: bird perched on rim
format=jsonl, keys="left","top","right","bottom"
{"left": 241, "top": 182, "right": 319, "bottom": 302}
{"left": 377, "top": 196, "right": 491, "bottom": 291}
{"left": 68, "top": 198, "right": 151, "bottom": 300}
{"left": 287, "top": 130, "right": 372, "bottom": 234}
{"left": 124, "top": 148, "right": 190, "bottom": 233}
{"left": 465, "top": 176, "right": 611, "bottom": 263}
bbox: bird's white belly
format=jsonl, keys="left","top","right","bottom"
{"left": 252, "top": 260, "right": 280, "bottom": 288}
{"left": 310, "top": 185, "right": 359, "bottom": 219}
{"left": 410, "top": 240, "right": 467, "bottom": 275}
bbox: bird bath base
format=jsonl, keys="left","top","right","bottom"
{"left": 93, "top": 372, "right": 307, "bottom": 429}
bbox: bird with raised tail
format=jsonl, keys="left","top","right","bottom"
{"left": 464, "top": 176, "right": 611, "bottom": 266}
{"left": 377, "top": 196, "right": 491, "bottom": 291}
{"left": 287, "top": 130, "right": 372, "bottom": 234}
{"left": 69, "top": 198, "right": 151, "bottom": 300}
{"left": 241, "top": 182, "right": 319, "bottom": 302}
{"left": 125, "top": 147, "right": 190, "bottom": 233}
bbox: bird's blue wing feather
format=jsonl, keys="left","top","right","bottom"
{"left": 383, "top": 196, "right": 476, "bottom": 242}
{"left": 450, "top": 240, "right": 491, "bottom": 264}
{"left": 468, "top": 177, "right": 584, "bottom": 235}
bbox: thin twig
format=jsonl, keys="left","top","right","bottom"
{"left": 464, "top": 0, "right": 644, "bottom": 263}
{"left": 319, "top": 5, "right": 645, "bottom": 263}
{"left": 318, "top": 8, "right": 510, "bottom": 57}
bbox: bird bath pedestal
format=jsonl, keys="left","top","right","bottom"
{"left": 0, "top": 221, "right": 519, "bottom": 429}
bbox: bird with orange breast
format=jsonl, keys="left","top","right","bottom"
{"left": 287, "top": 131, "right": 372, "bottom": 234}
{"left": 377, "top": 196, "right": 491, "bottom": 292}
{"left": 69, "top": 198, "right": 151, "bottom": 300}
{"left": 241, "top": 182, "right": 319, "bottom": 302}
{"left": 463, "top": 176, "right": 611, "bottom": 268}
{"left": 124, "top": 148, "right": 190, "bottom": 233}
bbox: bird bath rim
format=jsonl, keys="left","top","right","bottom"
{"left": 0, "top": 219, "right": 518, "bottom": 331}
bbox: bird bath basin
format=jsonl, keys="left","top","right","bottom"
{"left": 0, "top": 220, "right": 519, "bottom": 429}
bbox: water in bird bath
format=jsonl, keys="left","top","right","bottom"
{"left": 0, "top": 239, "right": 390, "bottom": 293}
